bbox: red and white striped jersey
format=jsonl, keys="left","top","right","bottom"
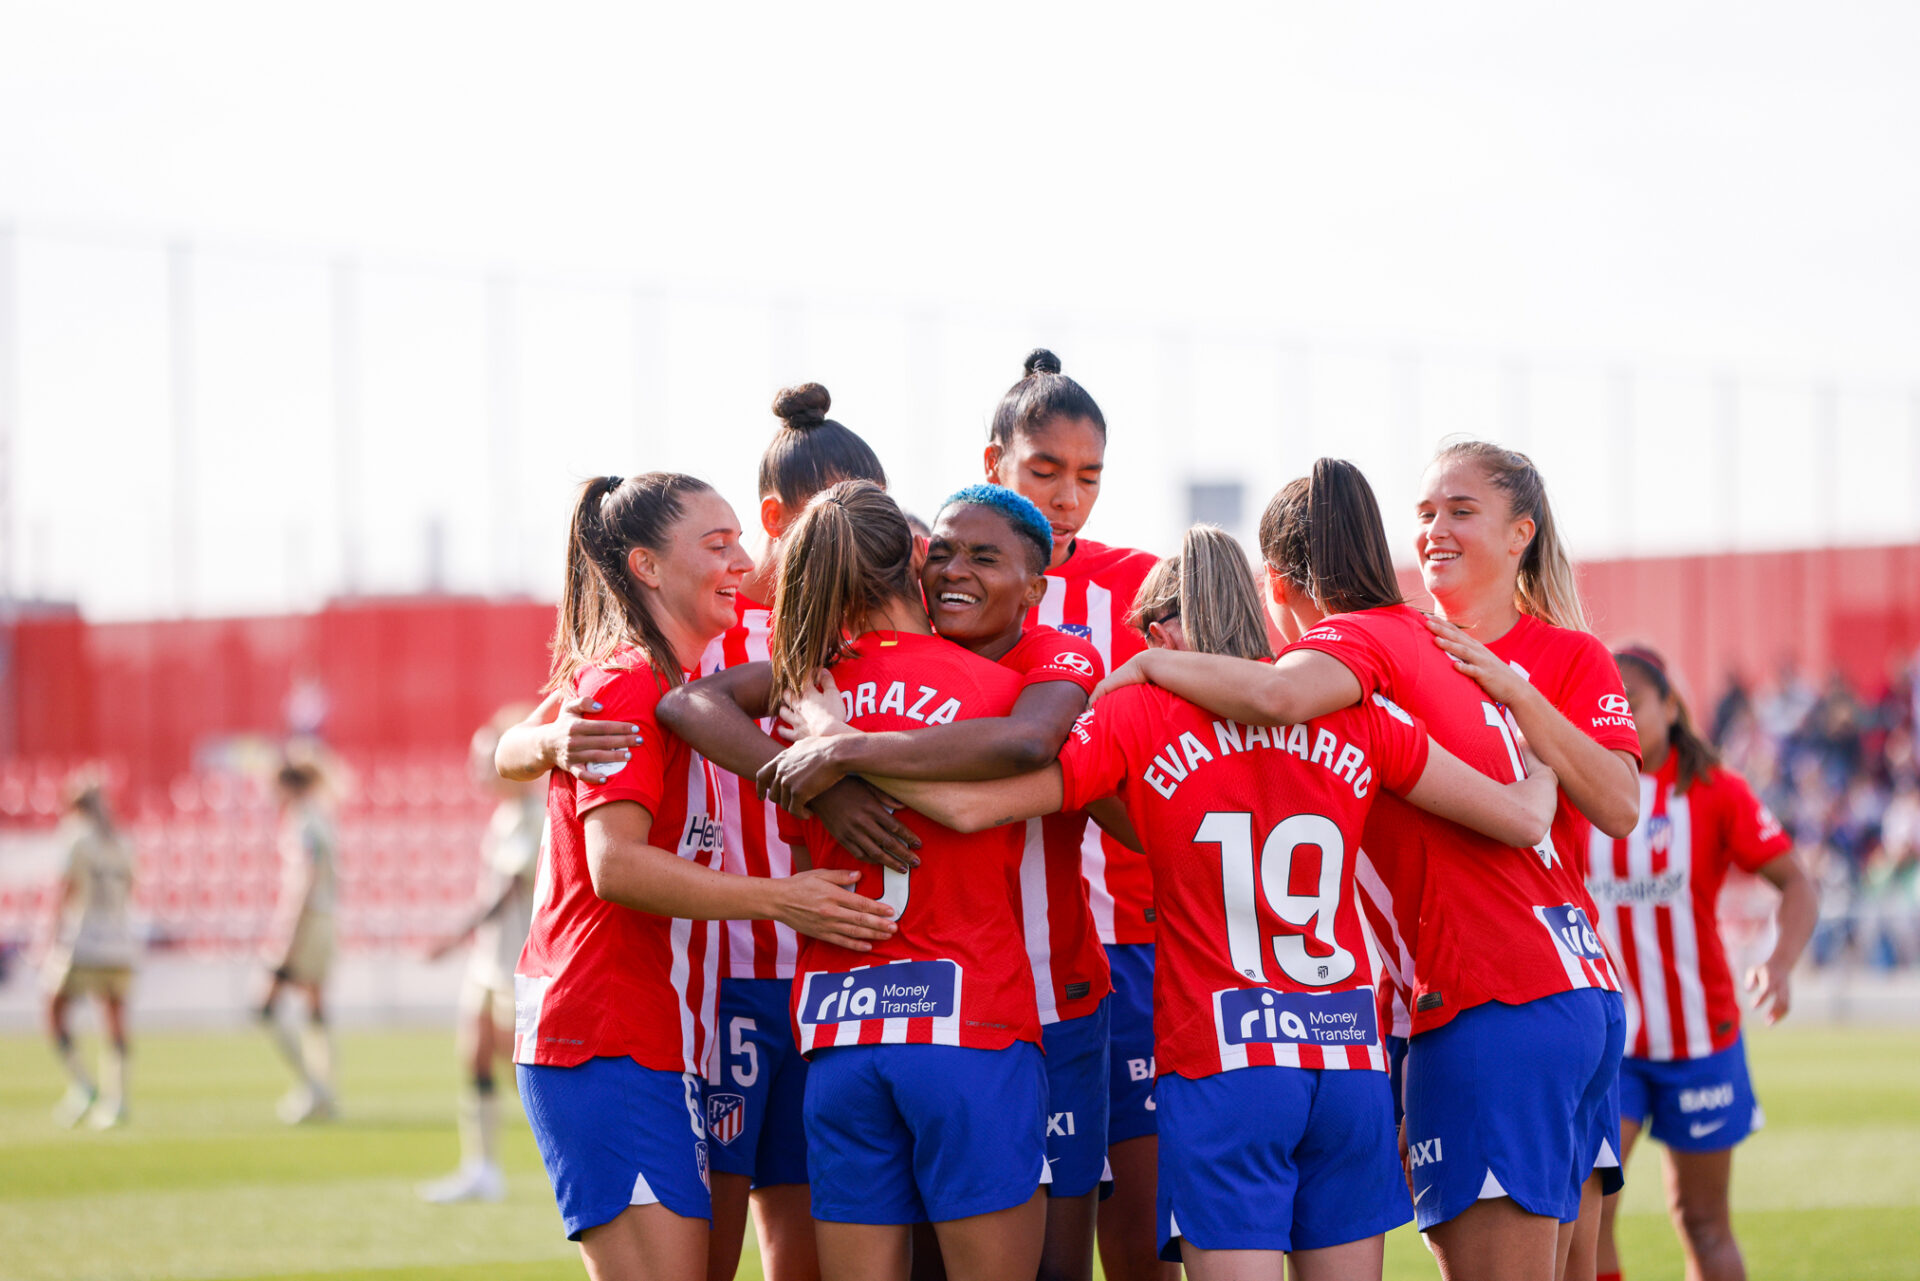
{"left": 1294, "top": 606, "right": 1621, "bottom": 1039}
{"left": 1057, "top": 678, "right": 1431, "bottom": 1079}
{"left": 787, "top": 631, "right": 1039, "bottom": 1054}
{"left": 1028, "top": 537, "right": 1160, "bottom": 946}
{"left": 998, "top": 625, "right": 1112, "bottom": 1024}
{"left": 514, "top": 652, "right": 725, "bottom": 1074}
{"left": 1588, "top": 755, "right": 1790, "bottom": 1061}
{"left": 1486, "top": 613, "right": 1645, "bottom": 915}
{"left": 698, "top": 593, "right": 799, "bottom": 980}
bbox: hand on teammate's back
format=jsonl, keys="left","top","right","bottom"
{"left": 807, "top": 780, "right": 921, "bottom": 873}
{"left": 773, "top": 866, "right": 897, "bottom": 950}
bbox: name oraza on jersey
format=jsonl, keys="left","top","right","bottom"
{"left": 839, "top": 679, "right": 966, "bottom": 726}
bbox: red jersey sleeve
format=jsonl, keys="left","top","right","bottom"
{"left": 1004, "top": 627, "right": 1105, "bottom": 696}
{"left": 573, "top": 665, "right": 670, "bottom": 820}
{"left": 1056, "top": 690, "right": 1147, "bottom": 812}
{"left": 1361, "top": 693, "right": 1432, "bottom": 796}
{"left": 1554, "top": 630, "right": 1643, "bottom": 762}
{"left": 1287, "top": 613, "right": 1398, "bottom": 697}
{"left": 1714, "top": 769, "right": 1793, "bottom": 873}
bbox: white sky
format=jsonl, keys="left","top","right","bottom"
{"left": 3, "top": 1, "right": 1918, "bottom": 617}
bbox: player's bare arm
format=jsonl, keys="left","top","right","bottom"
{"left": 1092, "top": 647, "right": 1363, "bottom": 727}
{"left": 581, "top": 798, "right": 896, "bottom": 951}
{"left": 1426, "top": 615, "right": 1641, "bottom": 837}
{"left": 862, "top": 767, "right": 1068, "bottom": 836}
{"left": 1747, "top": 850, "right": 1819, "bottom": 1023}
{"left": 1400, "top": 741, "right": 1560, "bottom": 849}
{"left": 494, "top": 688, "right": 642, "bottom": 782}
{"left": 659, "top": 662, "right": 922, "bottom": 870}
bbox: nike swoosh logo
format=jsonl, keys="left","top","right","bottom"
{"left": 1413, "top": 1185, "right": 1431, "bottom": 1205}
{"left": 1689, "top": 1119, "right": 1727, "bottom": 1138}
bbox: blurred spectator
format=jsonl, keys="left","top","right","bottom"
{"left": 1713, "top": 647, "right": 1920, "bottom": 972}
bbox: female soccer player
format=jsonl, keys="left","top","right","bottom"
{"left": 1591, "top": 645, "right": 1816, "bottom": 1281}
{"left": 500, "top": 386, "right": 908, "bottom": 1281}
{"left": 1095, "top": 460, "right": 1626, "bottom": 1281}
{"left": 984, "top": 349, "right": 1167, "bottom": 1281}
{"left": 493, "top": 471, "right": 897, "bottom": 1281}
{"left": 759, "top": 482, "right": 1115, "bottom": 1281}
{"left": 659, "top": 480, "right": 1051, "bottom": 1281}
{"left": 787, "top": 523, "right": 1562, "bottom": 1281}
{"left": 257, "top": 761, "right": 340, "bottom": 1125}
{"left": 42, "top": 775, "right": 136, "bottom": 1129}
{"left": 420, "top": 706, "right": 543, "bottom": 1204}
{"left": 1412, "top": 441, "right": 1643, "bottom": 1279}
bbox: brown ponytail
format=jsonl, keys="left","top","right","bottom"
{"left": 551, "top": 472, "right": 713, "bottom": 692}
{"left": 1258, "top": 458, "right": 1405, "bottom": 616}
{"left": 1129, "top": 525, "right": 1274, "bottom": 661}
{"left": 768, "top": 480, "right": 918, "bottom": 711}
{"left": 1616, "top": 646, "right": 1719, "bottom": 794}
{"left": 1433, "top": 440, "right": 1588, "bottom": 632}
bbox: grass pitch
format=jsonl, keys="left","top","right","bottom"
{"left": 0, "top": 1022, "right": 1915, "bottom": 1280}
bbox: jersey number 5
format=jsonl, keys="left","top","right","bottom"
{"left": 1195, "top": 811, "right": 1355, "bottom": 988}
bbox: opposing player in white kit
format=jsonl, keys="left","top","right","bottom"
{"left": 421, "top": 706, "right": 545, "bottom": 1203}
{"left": 41, "top": 775, "right": 138, "bottom": 1129}
{"left": 257, "top": 761, "right": 340, "bottom": 1124}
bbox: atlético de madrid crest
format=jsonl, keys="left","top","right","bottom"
{"left": 708, "top": 1092, "right": 747, "bottom": 1146}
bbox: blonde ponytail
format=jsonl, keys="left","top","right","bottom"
{"left": 1129, "top": 525, "right": 1273, "bottom": 661}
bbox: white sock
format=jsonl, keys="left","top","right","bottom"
{"left": 301, "top": 1020, "right": 334, "bottom": 1099}
{"left": 54, "top": 1035, "right": 95, "bottom": 1095}
{"left": 101, "top": 1042, "right": 128, "bottom": 1109}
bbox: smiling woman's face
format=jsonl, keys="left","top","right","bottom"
{"left": 1414, "top": 456, "right": 1529, "bottom": 609}
{"left": 920, "top": 503, "right": 1046, "bottom": 651}
{"left": 644, "top": 488, "right": 754, "bottom": 643}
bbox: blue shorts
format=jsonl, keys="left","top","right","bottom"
{"left": 1106, "top": 943, "right": 1158, "bottom": 1144}
{"left": 518, "top": 1056, "right": 710, "bottom": 1239}
{"left": 707, "top": 977, "right": 809, "bottom": 1188}
{"left": 1404, "top": 988, "right": 1625, "bottom": 1231}
{"left": 1384, "top": 1033, "right": 1409, "bottom": 1127}
{"left": 1157, "top": 1067, "right": 1408, "bottom": 1260}
{"left": 804, "top": 1041, "right": 1048, "bottom": 1225}
{"left": 1619, "top": 1034, "right": 1763, "bottom": 1153}
{"left": 1043, "top": 1000, "right": 1111, "bottom": 1197}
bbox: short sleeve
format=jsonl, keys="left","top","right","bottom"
{"left": 1286, "top": 613, "right": 1398, "bottom": 698}
{"left": 1056, "top": 692, "right": 1141, "bottom": 811}
{"left": 1363, "top": 694, "right": 1431, "bottom": 796}
{"left": 574, "top": 666, "right": 670, "bottom": 820}
{"left": 1008, "top": 629, "right": 1105, "bottom": 696}
{"left": 1716, "top": 771, "right": 1793, "bottom": 873}
{"left": 1552, "top": 632, "right": 1643, "bottom": 762}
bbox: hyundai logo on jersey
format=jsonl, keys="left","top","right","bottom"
{"left": 799, "top": 959, "right": 959, "bottom": 1024}
{"left": 1216, "top": 987, "right": 1379, "bottom": 1047}
{"left": 1538, "top": 905, "right": 1608, "bottom": 963}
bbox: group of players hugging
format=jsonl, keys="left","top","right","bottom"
{"left": 480, "top": 351, "right": 1815, "bottom": 1281}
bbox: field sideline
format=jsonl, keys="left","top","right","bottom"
{"left": 1, "top": 1024, "right": 1915, "bottom": 1281}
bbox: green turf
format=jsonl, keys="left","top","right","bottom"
{"left": 0, "top": 1023, "right": 1914, "bottom": 1280}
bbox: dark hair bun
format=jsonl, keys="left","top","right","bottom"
{"left": 772, "top": 382, "right": 831, "bottom": 429}
{"left": 1023, "top": 348, "right": 1062, "bottom": 377}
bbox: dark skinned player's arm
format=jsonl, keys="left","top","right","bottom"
{"left": 760, "top": 680, "right": 1089, "bottom": 811}
{"left": 657, "top": 662, "right": 921, "bottom": 869}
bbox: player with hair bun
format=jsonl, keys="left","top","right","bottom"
{"left": 1097, "top": 459, "right": 1627, "bottom": 1281}
{"left": 660, "top": 480, "right": 1053, "bottom": 1281}
{"left": 493, "top": 472, "right": 897, "bottom": 1281}
{"left": 984, "top": 348, "right": 1168, "bottom": 1281}
{"left": 1591, "top": 645, "right": 1817, "bottom": 1281}
{"left": 812, "top": 523, "right": 1563, "bottom": 1281}
{"left": 761, "top": 481, "right": 1117, "bottom": 1281}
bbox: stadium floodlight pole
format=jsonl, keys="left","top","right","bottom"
{"left": 631, "top": 286, "right": 668, "bottom": 473}
{"left": 485, "top": 273, "right": 518, "bottom": 597}
{"left": 1714, "top": 375, "right": 1739, "bottom": 551}
{"left": 1501, "top": 356, "right": 1530, "bottom": 455}
{"left": 1813, "top": 380, "right": 1838, "bottom": 544}
{"left": 331, "top": 259, "right": 363, "bottom": 599}
{"left": 1609, "top": 365, "right": 1635, "bottom": 555}
{"left": 168, "top": 240, "right": 196, "bottom": 618}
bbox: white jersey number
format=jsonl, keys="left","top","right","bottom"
{"left": 1194, "top": 811, "right": 1356, "bottom": 988}
{"left": 1481, "top": 701, "right": 1558, "bottom": 868}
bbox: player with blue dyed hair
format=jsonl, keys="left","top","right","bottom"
{"left": 936, "top": 483, "right": 1054, "bottom": 573}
